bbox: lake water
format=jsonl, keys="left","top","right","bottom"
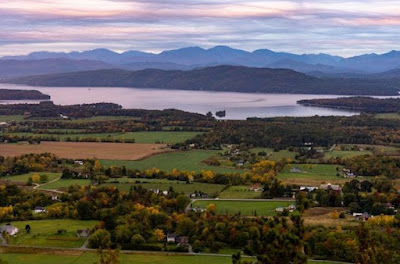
{"left": 0, "top": 83, "right": 363, "bottom": 119}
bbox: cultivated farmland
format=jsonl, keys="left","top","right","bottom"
{"left": 191, "top": 200, "right": 293, "bottom": 216}
{"left": 0, "top": 142, "right": 170, "bottom": 160}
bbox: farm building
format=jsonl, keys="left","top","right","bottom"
{"left": 1, "top": 224, "right": 19, "bottom": 236}
{"left": 33, "top": 206, "right": 46, "bottom": 214}
{"left": 77, "top": 228, "right": 91, "bottom": 238}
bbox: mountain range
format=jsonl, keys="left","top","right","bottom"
{"left": 1, "top": 46, "right": 399, "bottom": 79}
{"left": 5, "top": 66, "right": 399, "bottom": 96}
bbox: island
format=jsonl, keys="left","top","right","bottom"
{"left": 0, "top": 89, "right": 51, "bottom": 100}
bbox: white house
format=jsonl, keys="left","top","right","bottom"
{"left": 1, "top": 224, "right": 19, "bottom": 236}
{"left": 34, "top": 206, "right": 46, "bottom": 214}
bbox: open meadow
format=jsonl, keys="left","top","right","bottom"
{"left": 101, "top": 150, "right": 243, "bottom": 173}
{"left": 191, "top": 200, "right": 293, "bottom": 216}
{"left": 104, "top": 178, "right": 226, "bottom": 195}
{"left": 0, "top": 142, "right": 170, "bottom": 160}
{"left": 37, "top": 179, "right": 91, "bottom": 191}
{"left": 6, "top": 131, "right": 201, "bottom": 144}
{"left": 277, "top": 164, "right": 351, "bottom": 186}
{"left": 2, "top": 172, "right": 61, "bottom": 184}
{"left": 6, "top": 219, "right": 98, "bottom": 248}
{"left": 218, "top": 186, "right": 261, "bottom": 199}
{"left": 0, "top": 250, "right": 350, "bottom": 264}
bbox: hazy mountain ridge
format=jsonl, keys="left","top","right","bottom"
{"left": 0, "top": 58, "right": 115, "bottom": 78}
{"left": 2, "top": 46, "right": 399, "bottom": 75}
{"left": 4, "top": 65, "right": 399, "bottom": 96}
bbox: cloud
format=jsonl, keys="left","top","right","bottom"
{"left": 0, "top": 0, "right": 399, "bottom": 57}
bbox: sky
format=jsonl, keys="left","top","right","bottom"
{"left": 0, "top": 0, "right": 399, "bottom": 57}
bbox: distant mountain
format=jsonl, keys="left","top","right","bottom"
{"left": 0, "top": 59, "right": 114, "bottom": 78}
{"left": 1, "top": 46, "right": 399, "bottom": 77}
{"left": 4, "top": 65, "right": 399, "bottom": 95}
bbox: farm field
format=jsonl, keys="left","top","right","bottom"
{"left": 218, "top": 186, "right": 261, "bottom": 199}
{"left": 2, "top": 172, "right": 61, "bottom": 183}
{"left": 322, "top": 149, "right": 373, "bottom": 160}
{"left": 277, "top": 164, "right": 350, "bottom": 186}
{"left": 7, "top": 131, "right": 201, "bottom": 144}
{"left": 0, "top": 115, "right": 25, "bottom": 122}
{"left": 191, "top": 200, "right": 293, "bottom": 216}
{"left": 250, "top": 148, "right": 298, "bottom": 161}
{"left": 6, "top": 219, "right": 98, "bottom": 248}
{"left": 375, "top": 113, "right": 400, "bottom": 120}
{"left": 104, "top": 178, "right": 226, "bottom": 195}
{"left": 0, "top": 142, "right": 170, "bottom": 160}
{"left": 0, "top": 251, "right": 349, "bottom": 264}
{"left": 101, "top": 150, "right": 244, "bottom": 173}
{"left": 38, "top": 179, "right": 91, "bottom": 190}
{"left": 302, "top": 207, "right": 358, "bottom": 227}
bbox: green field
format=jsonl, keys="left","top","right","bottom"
{"left": 0, "top": 252, "right": 350, "bottom": 264}
{"left": 101, "top": 150, "right": 244, "bottom": 173}
{"left": 5, "top": 219, "right": 98, "bottom": 248}
{"left": 218, "top": 186, "right": 261, "bottom": 199}
{"left": 277, "top": 164, "right": 344, "bottom": 183}
{"left": 5, "top": 131, "right": 201, "bottom": 144}
{"left": 38, "top": 179, "right": 91, "bottom": 190}
{"left": 191, "top": 200, "right": 292, "bottom": 216}
{"left": 323, "top": 150, "right": 373, "bottom": 160}
{"left": 0, "top": 115, "right": 25, "bottom": 122}
{"left": 2, "top": 172, "right": 61, "bottom": 184}
{"left": 104, "top": 178, "right": 226, "bottom": 195}
{"left": 375, "top": 113, "right": 400, "bottom": 120}
{"left": 250, "top": 148, "right": 298, "bottom": 162}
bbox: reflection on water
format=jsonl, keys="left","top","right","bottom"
{"left": 0, "top": 84, "right": 363, "bottom": 120}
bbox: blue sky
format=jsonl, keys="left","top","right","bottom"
{"left": 0, "top": 0, "right": 399, "bottom": 57}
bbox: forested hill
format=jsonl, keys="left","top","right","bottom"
{"left": 0, "top": 89, "right": 50, "bottom": 100}
{"left": 4, "top": 65, "right": 400, "bottom": 95}
{"left": 298, "top": 97, "right": 400, "bottom": 113}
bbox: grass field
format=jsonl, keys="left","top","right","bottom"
{"left": 191, "top": 200, "right": 292, "bottom": 216}
{"left": 0, "top": 115, "right": 25, "bottom": 122}
{"left": 375, "top": 113, "right": 400, "bottom": 120}
{"left": 250, "top": 148, "right": 298, "bottom": 161}
{"left": 2, "top": 172, "right": 61, "bottom": 184}
{"left": 323, "top": 150, "right": 373, "bottom": 160}
{"left": 0, "top": 142, "right": 170, "bottom": 160}
{"left": 0, "top": 251, "right": 350, "bottom": 264}
{"left": 218, "top": 186, "right": 261, "bottom": 199}
{"left": 7, "top": 131, "right": 201, "bottom": 144}
{"left": 277, "top": 164, "right": 347, "bottom": 185}
{"left": 6, "top": 219, "right": 98, "bottom": 248}
{"left": 101, "top": 150, "right": 244, "bottom": 173}
{"left": 104, "top": 178, "right": 226, "bottom": 195}
{"left": 38, "top": 179, "right": 91, "bottom": 190}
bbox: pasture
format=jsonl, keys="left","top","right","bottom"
{"left": 6, "top": 219, "right": 98, "bottom": 248}
{"left": 0, "top": 142, "right": 170, "bottom": 160}
{"left": 0, "top": 250, "right": 348, "bottom": 264}
{"left": 2, "top": 172, "right": 61, "bottom": 184}
{"left": 38, "top": 179, "right": 91, "bottom": 191}
{"left": 277, "top": 164, "right": 346, "bottom": 186}
{"left": 101, "top": 150, "right": 243, "bottom": 173}
{"left": 218, "top": 186, "right": 261, "bottom": 199}
{"left": 7, "top": 131, "right": 201, "bottom": 144}
{"left": 0, "top": 115, "right": 25, "bottom": 122}
{"left": 191, "top": 200, "right": 293, "bottom": 216}
{"left": 104, "top": 178, "right": 226, "bottom": 195}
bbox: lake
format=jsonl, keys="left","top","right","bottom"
{"left": 0, "top": 83, "right": 362, "bottom": 119}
